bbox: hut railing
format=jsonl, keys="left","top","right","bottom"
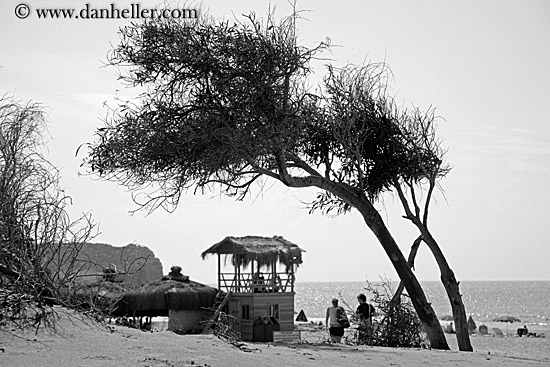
{"left": 218, "top": 272, "right": 294, "bottom": 293}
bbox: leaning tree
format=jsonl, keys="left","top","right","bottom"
{"left": 84, "top": 13, "right": 467, "bottom": 349}
{"left": 321, "top": 65, "right": 472, "bottom": 351}
{"left": 391, "top": 111, "right": 472, "bottom": 351}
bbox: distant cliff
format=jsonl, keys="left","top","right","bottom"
{"left": 78, "top": 243, "right": 163, "bottom": 286}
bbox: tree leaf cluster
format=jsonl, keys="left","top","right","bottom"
{"left": 86, "top": 10, "right": 449, "bottom": 216}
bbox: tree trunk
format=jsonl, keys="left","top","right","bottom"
{"left": 356, "top": 199, "right": 449, "bottom": 350}
{"left": 391, "top": 181, "right": 473, "bottom": 352}
{"left": 415, "top": 224, "right": 473, "bottom": 352}
{"left": 390, "top": 236, "right": 422, "bottom": 306}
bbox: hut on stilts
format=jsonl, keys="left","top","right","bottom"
{"left": 117, "top": 266, "right": 218, "bottom": 333}
{"left": 201, "top": 236, "right": 305, "bottom": 342}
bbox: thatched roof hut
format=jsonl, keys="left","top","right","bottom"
{"left": 117, "top": 266, "right": 218, "bottom": 317}
{"left": 201, "top": 235, "right": 305, "bottom": 271}
{"left": 71, "top": 281, "right": 127, "bottom": 312}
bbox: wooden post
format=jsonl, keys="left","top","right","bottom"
{"left": 291, "top": 265, "right": 295, "bottom": 293}
{"left": 272, "top": 260, "right": 276, "bottom": 291}
{"left": 217, "top": 254, "right": 221, "bottom": 291}
{"left": 236, "top": 255, "right": 240, "bottom": 293}
{"left": 251, "top": 260, "right": 255, "bottom": 293}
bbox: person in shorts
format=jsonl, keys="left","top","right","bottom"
{"left": 326, "top": 298, "right": 346, "bottom": 343}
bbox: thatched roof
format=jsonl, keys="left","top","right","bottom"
{"left": 75, "top": 281, "right": 128, "bottom": 297}
{"left": 117, "top": 269, "right": 218, "bottom": 317}
{"left": 201, "top": 236, "right": 305, "bottom": 271}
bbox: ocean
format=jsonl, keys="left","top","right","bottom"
{"left": 294, "top": 280, "right": 550, "bottom": 336}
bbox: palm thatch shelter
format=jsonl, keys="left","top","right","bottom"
{"left": 201, "top": 236, "right": 306, "bottom": 341}
{"left": 71, "top": 281, "right": 127, "bottom": 313}
{"left": 117, "top": 266, "right": 218, "bottom": 333}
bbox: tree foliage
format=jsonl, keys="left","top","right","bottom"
{"left": 88, "top": 12, "right": 328, "bottom": 210}
{"left": 87, "top": 13, "right": 447, "bottom": 215}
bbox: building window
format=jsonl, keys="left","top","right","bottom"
{"left": 242, "top": 304, "right": 251, "bottom": 320}
{"left": 268, "top": 304, "right": 279, "bottom": 319}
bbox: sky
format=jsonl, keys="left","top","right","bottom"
{"left": 1, "top": 0, "right": 549, "bottom": 285}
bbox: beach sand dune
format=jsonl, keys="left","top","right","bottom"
{"left": 1, "top": 307, "right": 548, "bottom": 367}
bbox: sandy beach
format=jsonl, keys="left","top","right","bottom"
{"left": 1, "top": 307, "right": 548, "bottom": 367}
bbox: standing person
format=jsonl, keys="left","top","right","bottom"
{"left": 326, "top": 298, "right": 346, "bottom": 343}
{"left": 356, "top": 293, "right": 375, "bottom": 343}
